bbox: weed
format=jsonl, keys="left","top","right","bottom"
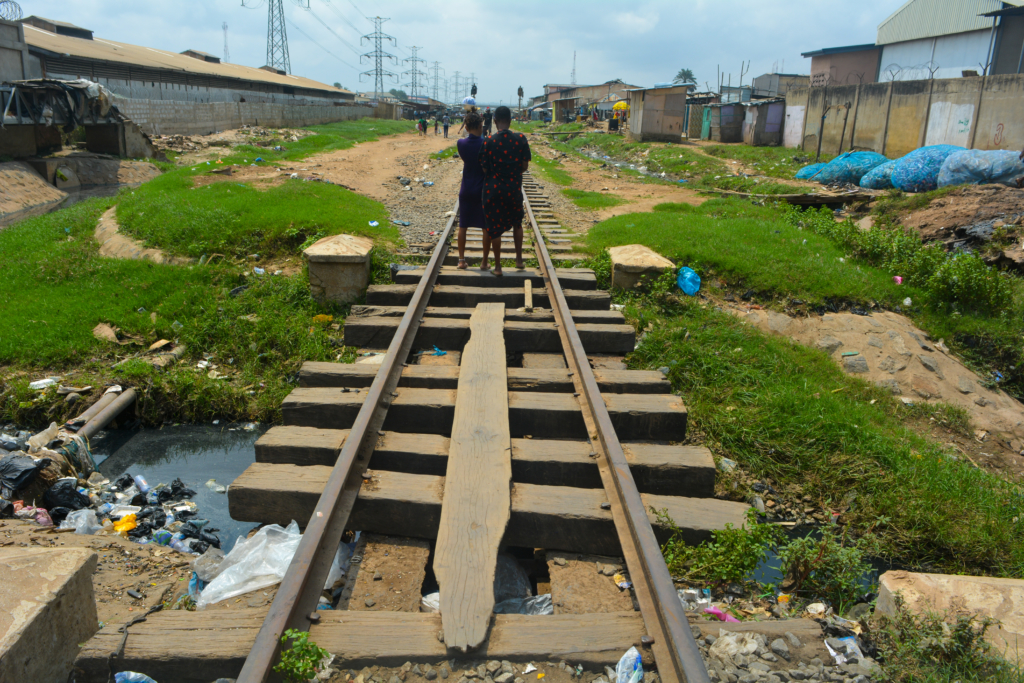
{"left": 873, "top": 594, "right": 1023, "bottom": 682}
{"left": 275, "top": 628, "right": 330, "bottom": 683}
{"left": 659, "top": 509, "right": 784, "bottom": 585}
{"left": 776, "top": 523, "right": 875, "bottom": 613}
{"left": 432, "top": 146, "right": 458, "bottom": 160}
{"left": 704, "top": 145, "right": 834, "bottom": 179}
{"left": 530, "top": 155, "right": 574, "bottom": 186}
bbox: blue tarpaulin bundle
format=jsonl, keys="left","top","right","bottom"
{"left": 890, "top": 145, "right": 965, "bottom": 193}
{"left": 859, "top": 159, "right": 898, "bottom": 190}
{"left": 814, "top": 151, "right": 889, "bottom": 185}
{"left": 795, "top": 163, "right": 826, "bottom": 179}
{"left": 937, "top": 149, "right": 1024, "bottom": 188}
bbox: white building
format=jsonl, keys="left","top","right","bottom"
{"left": 877, "top": 0, "right": 1024, "bottom": 80}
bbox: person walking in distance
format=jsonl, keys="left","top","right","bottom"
{"left": 482, "top": 107, "right": 493, "bottom": 136}
{"left": 478, "top": 106, "right": 531, "bottom": 275}
{"left": 434, "top": 116, "right": 440, "bottom": 135}
{"left": 442, "top": 113, "right": 451, "bottom": 139}
{"left": 418, "top": 116, "right": 427, "bottom": 136}
{"left": 455, "top": 111, "right": 486, "bottom": 270}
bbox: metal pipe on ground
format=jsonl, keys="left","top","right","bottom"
{"left": 77, "top": 389, "right": 137, "bottom": 441}
{"left": 65, "top": 392, "right": 118, "bottom": 430}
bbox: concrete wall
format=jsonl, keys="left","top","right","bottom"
{"left": 0, "top": 20, "right": 29, "bottom": 83}
{"left": 786, "top": 73, "right": 1024, "bottom": 157}
{"left": 113, "top": 98, "right": 378, "bottom": 136}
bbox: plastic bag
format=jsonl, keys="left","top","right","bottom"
{"left": 114, "top": 672, "right": 158, "bottom": 683}
{"left": 795, "top": 163, "right": 825, "bottom": 179}
{"left": 420, "top": 591, "right": 440, "bottom": 612}
{"left": 59, "top": 509, "right": 103, "bottom": 534}
{"left": 814, "top": 151, "right": 889, "bottom": 185}
{"left": 709, "top": 630, "right": 764, "bottom": 660}
{"left": 113, "top": 513, "right": 137, "bottom": 533}
{"left": 0, "top": 453, "right": 47, "bottom": 498}
{"left": 44, "top": 478, "right": 91, "bottom": 511}
{"left": 193, "top": 546, "right": 226, "bottom": 582}
{"left": 196, "top": 520, "right": 302, "bottom": 608}
{"left": 859, "top": 159, "right": 897, "bottom": 189}
{"left": 891, "top": 145, "right": 965, "bottom": 193}
{"left": 615, "top": 646, "right": 643, "bottom": 683}
{"left": 493, "top": 594, "right": 553, "bottom": 615}
{"left": 677, "top": 267, "right": 701, "bottom": 296}
{"left": 324, "top": 541, "right": 353, "bottom": 590}
{"left": 493, "top": 554, "right": 532, "bottom": 603}
{"left": 27, "top": 422, "right": 59, "bottom": 453}
{"left": 938, "top": 149, "right": 1024, "bottom": 188}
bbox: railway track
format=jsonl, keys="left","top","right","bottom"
{"left": 77, "top": 174, "right": 748, "bottom": 683}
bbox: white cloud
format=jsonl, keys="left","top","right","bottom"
{"left": 611, "top": 9, "right": 661, "bottom": 35}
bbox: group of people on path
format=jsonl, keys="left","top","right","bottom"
{"left": 418, "top": 114, "right": 452, "bottom": 138}
{"left": 454, "top": 106, "right": 531, "bottom": 276}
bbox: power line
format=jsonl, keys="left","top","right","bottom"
{"left": 303, "top": 4, "right": 361, "bottom": 55}
{"left": 290, "top": 21, "right": 358, "bottom": 71}
{"left": 360, "top": 16, "right": 397, "bottom": 100}
{"left": 318, "top": 0, "right": 364, "bottom": 36}
{"left": 403, "top": 46, "right": 426, "bottom": 97}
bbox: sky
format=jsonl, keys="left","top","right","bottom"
{"left": 19, "top": 0, "right": 899, "bottom": 104}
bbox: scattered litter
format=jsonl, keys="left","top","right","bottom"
{"left": 28, "top": 378, "right": 59, "bottom": 390}
{"left": 677, "top": 266, "right": 701, "bottom": 296}
{"left": 612, "top": 573, "right": 631, "bottom": 590}
{"left": 703, "top": 605, "right": 740, "bottom": 622}
{"left": 420, "top": 591, "right": 440, "bottom": 612}
{"left": 196, "top": 521, "right": 301, "bottom": 608}
{"left": 615, "top": 646, "right": 643, "bottom": 683}
{"left": 893, "top": 276, "right": 903, "bottom": 285}
{"left": 423, "top": 181, "right": 434, "bottom": 187}
{"left": 717, "top": 457, "right": 737, "bottom": 473}
{"left": 523, "top": 665, "right": 538, "bottom": 675}
{"left": 841, "top": 351, "right": 860, "bottom": 357}
{"left": 391, "top": 219, "right": 411, "bottom": 226}
{"left": 805, "top": 602, "right": 826, "bottom": 615}
{"left": 903, "top": 297, "right": 912, "bottom": 306}
{"left": 430, "top": 346, "right": 446, "bottom": 356}
{"left": 369, "top": 221, "right": 379, "bottom": 227}
{"left": 205, "top": 478, "right": 227, "bottom": 493}
{"left": 253, "top": 267, "right": 266, "bottom": 275}
{"left": 114, "top": 673, "right": 159, "bottom": 683}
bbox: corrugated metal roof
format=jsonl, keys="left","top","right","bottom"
{"left": 876, "top": 0, "right": 1023, "bottom": 45}
{"left": 22, "top": 24, "right": 349, "bottom": 95}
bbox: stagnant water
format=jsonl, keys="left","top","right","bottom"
{"left": 92, "top": 423, "right": 268, "bottom": 544}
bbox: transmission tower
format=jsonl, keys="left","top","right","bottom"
{"left": 571, "top": 51, "right": 576, "bottom": 85}
{"left": 451, "top": 71, "right": 461, "bottom": 105}
{"left": 360, "top": 17, "right": 398, "bottom": 101}
{"left": 402, "top": 46, "right": 427, "bottom": 97}
{"left": 223, "top": 22, "right": 231, "bottom": 63}
{"left": 265, "top": 0, "right": 290, "bottom": 73}
{"left": 430, "top": 61, "right": 444, "bottom": 102}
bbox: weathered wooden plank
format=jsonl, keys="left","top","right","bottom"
{"left": 343, "top": 316, "right": 634, "bottom": 354}
{"left": 73, "top": 611, "right": 654, "bottom": 681}
{"left": 524, "top": 280, "right": 533, "bottom": 313}
{"left": 281, "top": 388, "right": 686, "bottom": 441}
{"left": 256, "top": 428, "right": 714, "bottom": 497}
{"left": 393, "top": 266, "right": 596, "bottom": 290}
{"left": 522, "top": 352, "right": 567, "bottom": 369}
{"left": 367, "top": 284, "right": 609, "bottom": 310}
{"left": 348, "top": 305, "right": 625, "bottom": 325}
{"left": 228, "top": 466, "right": 748, "bottom": 552}
{"left": 435, "top": 303, "right": 511, "bottom": 651}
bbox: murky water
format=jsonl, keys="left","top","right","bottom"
{"left": 92, "top": 423, "right": 267, "bottom": 544}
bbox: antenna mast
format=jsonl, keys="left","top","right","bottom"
{"left": 571, "top": 50, "right": 576, "bottom": 85}
{"left": 266, "top": 0, "right": 290, "bottom": 73}
{"left": 223, "top": 22, "right": 230, "bottom": 63}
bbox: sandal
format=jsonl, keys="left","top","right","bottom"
{"left": 479, "top": 262, "right": 491, "bottom": 271}
{"left": 457, "top": 259, "right": 468, "bottom": 270}
{"left": 515, "top": 259, "right": 525, "bottom": 270}
{"left": 493, "top": 268, "right": 503, "bottom": 277}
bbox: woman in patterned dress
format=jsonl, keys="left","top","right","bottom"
{"left": 478, "top": 106, "right": 532, "bottom": 275}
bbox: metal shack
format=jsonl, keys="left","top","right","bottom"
{"left": 706, "top": 102, "right": 745, "bottom": 142}
{"left": 742, "top": 99, "right": 785, "bottom": 146}
{"left": 625, "top": 83, "right": 690, "bottom": 142}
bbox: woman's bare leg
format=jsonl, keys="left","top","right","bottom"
{"left": 457, "top": 226, "right": 468, "bottom": 269}
{"left": 492, "top": 234, "right": 503, "bottom": 276}
{"left": 480, "top": 232, "right": 491, "bottom": 271}
{"left": 512, "top": 223, "right": 524, "bottom": 269}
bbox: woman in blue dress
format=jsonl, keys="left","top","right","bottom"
{"left": 455, "top": 111, "right": 485, "bottom": 270}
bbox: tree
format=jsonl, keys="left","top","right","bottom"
{"left": 674, "top": 68, "right": 696, "bottom": 84}
{"left": 389, "top": 88, "right": 408, "bottom": 100}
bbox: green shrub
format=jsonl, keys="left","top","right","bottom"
{"left": 275, "top": 628, "right": 330, "bottom": 683}
{"left": 659, "top": 509, "right": 784, "bottom": 585}
{"left": 776, "top": 523, "right": 874, "bottom": 613}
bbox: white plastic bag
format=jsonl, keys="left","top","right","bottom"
{"left": 197, "top": 521, "right": 302, "bottom": 608}
{"left": 708, "top": 630, "right": 763, "bottom": 660}
{"left": 615, "top": 646, "right": 643, "bottom": 683}
{"left": 324, "top": 541, "right": 353, "bottom": 590}
{"left": 493, "top": 594, "right": 553, "bottom": 615}
{"left": 58, "top": 509, "right": 103, "bottom": 534}
{"left": 193, "top": 546, "right": 226, "bottom": 582}
{"left": 421, "top": 591, "right": 440, "bottom": 612}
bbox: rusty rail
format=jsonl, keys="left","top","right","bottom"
{"left": 523, "top": 178, "right": 710, "bottom": 683}
{"left": 236, "top": 202, "right": 459, "bottom": 683}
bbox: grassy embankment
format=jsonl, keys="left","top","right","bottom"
{"left": 0, "top": 118, "right": 413, "bottom": 426}
{"left": 580, "top": 198, "right": 1024, "bottom": 577}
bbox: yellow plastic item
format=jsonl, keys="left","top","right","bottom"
{"left": 113, "top": 513, "right": 137, "bottom": 533}
{"left": 777, "top": 593, "right": 792, "bottom": 604}
{"left": 613, "top": 101, "right": 630, "bottom": 110}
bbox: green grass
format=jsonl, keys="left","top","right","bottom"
{"left": 595, "top": 258, "right": 1024, "bottom": 575}
{"left": 703, "top": 144, "right": 834, "bottom": 179}
{"left": 561, "top": 188, "right": 625, "bottom": 210}
{"left": 530, "top": 155, "right": 574, "bottom": 186}
{"left": 586, "top": 198, "right": 914, "bottom": 306}
{"left": 232, "top": 118, "right": 414, "bottom": 162}
{"left": 431, "top": 145, "right": 459, "bottom": 160}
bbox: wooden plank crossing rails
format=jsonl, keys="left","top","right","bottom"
{"left": 75, "top": 172, "right": 746, "bottom": 683}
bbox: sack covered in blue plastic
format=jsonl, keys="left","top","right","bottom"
{"left": 859, "top": 159, "right": 897, "bottom": 190}
{"left": 937, "top": 149, "right": 1024, "bottom": 188}
{"left": 814, "top": 151, "right": 889, "bottom": 185}
{"left": 890, "top": 145, "right": 965, "bottom": 193}
{"left": 795, "top": 163, "right": 826, "bottom": 180}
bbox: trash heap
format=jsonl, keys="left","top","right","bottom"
{"left": 0, "top": 422, "right": 221, "bottom": 554}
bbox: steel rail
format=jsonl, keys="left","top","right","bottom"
{"left": 237, "top": 202, "right": 459, "bottom": 683}
{"left": 523, "top": 179, "right": 709, "bottom": 683}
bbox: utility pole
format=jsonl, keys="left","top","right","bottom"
{"left": 360, "top": 17, "right": 398, "bottom": 102}
{"left": 571, "top": 50, "right": 576, "bottom": 85}
{"left": 266, "top": 0, "right": 290, "bottom": 73}
{"left": 517, "top": 85, "right": 523, "bottom": 112}
{"left": 223, "top": 22, "right": 230, "bottom": 63}
{"left": 403, "top": 46, "right": 427, "bottom": 97}
{"left": 430, "top": 61, "right": 444, "bottom": 102}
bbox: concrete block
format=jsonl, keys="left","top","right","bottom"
{"left": 608, "top": 244, "right": 675, "bottom": 290}
{"left": 0, "top": 547, "right": 99, "bottom": 683}
{"left": 304, "top": 233, "right": 374, "bottom": 304}
{"left": 877, "top": 570, "right": 1024, "bottom": 660}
